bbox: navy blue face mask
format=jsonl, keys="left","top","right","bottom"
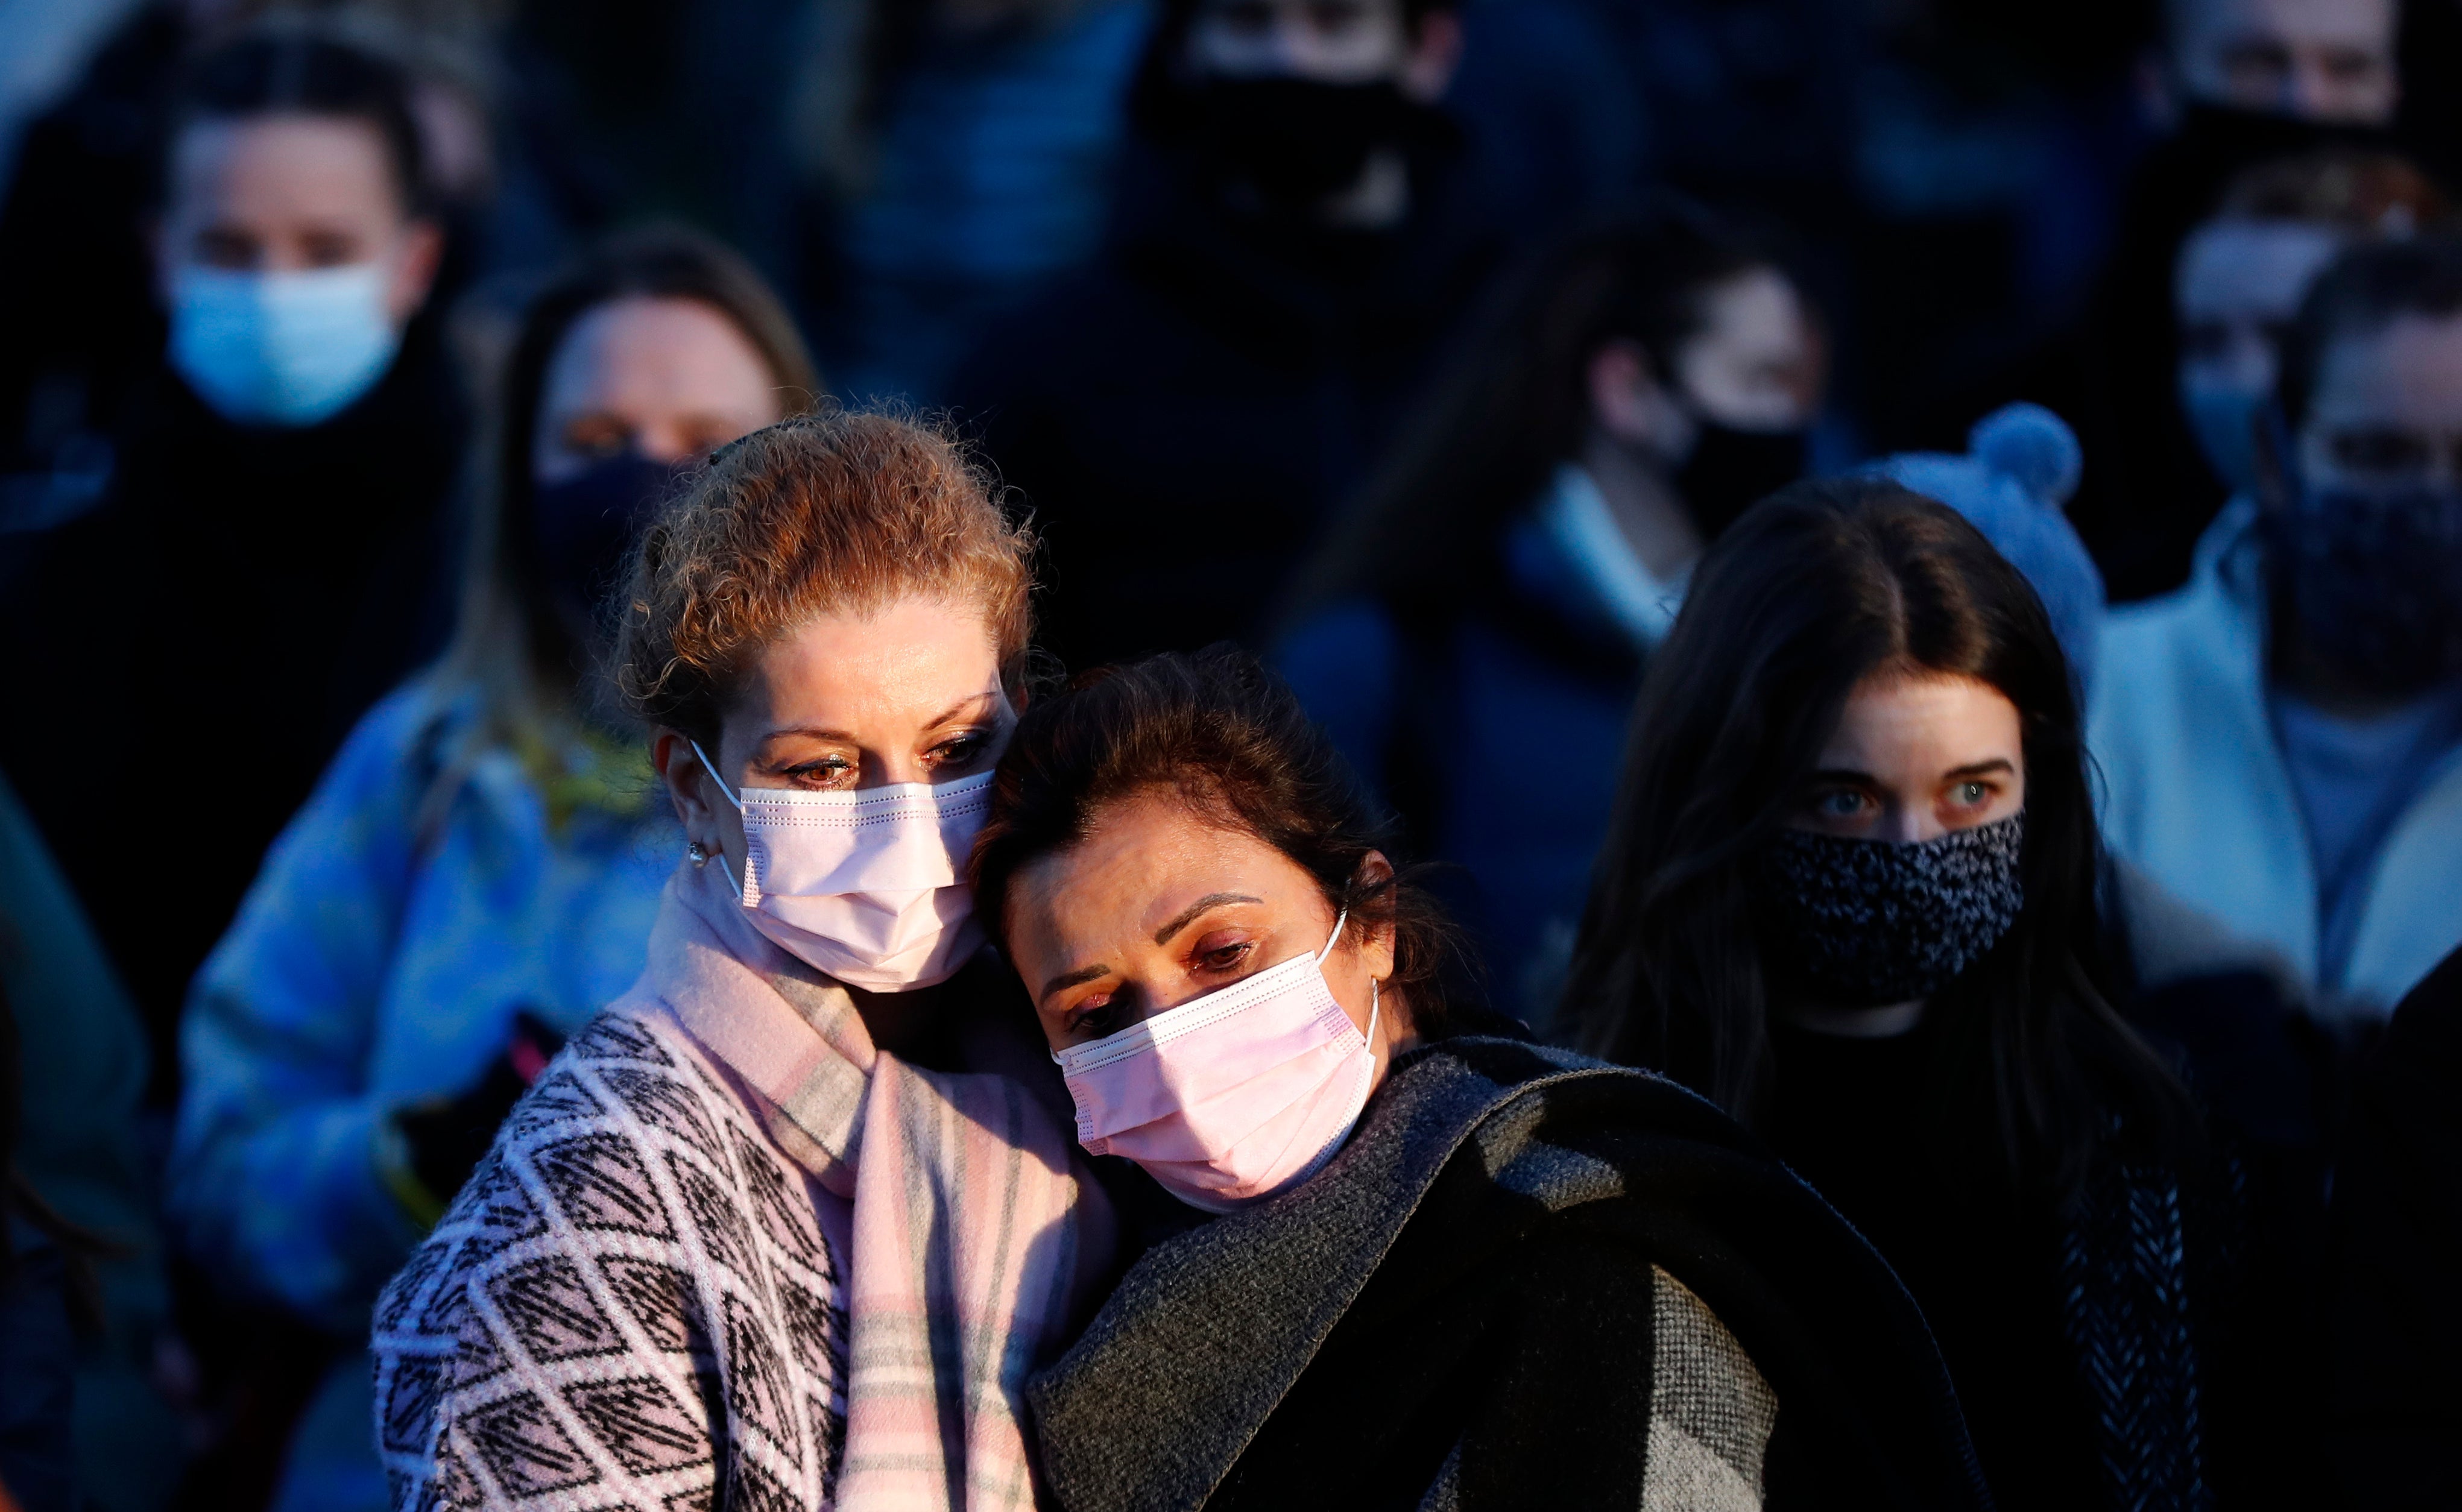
{"left": 1753, "top": 812, "right": 2027, "bottom": 1008}
{"left": 2272, "top": 473, "right": 2462, "bottom": 697}
{"left": 530, "top": 453, "right": 681, "bottom": 637}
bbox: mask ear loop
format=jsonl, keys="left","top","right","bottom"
{"left": 688, "top": 740, "right": 747, "bottom": 898}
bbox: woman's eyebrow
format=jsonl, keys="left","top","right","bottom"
{"left": 1152, "top": 893, "right": 1264, "bottom": 945}
{"left": 1943, "top": 759, "right": 2018, "bottom": 780}
{"left": 1038, "top": 962, "right": 1113, "bottom": 1003}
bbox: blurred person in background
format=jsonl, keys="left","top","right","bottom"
{"left": 2091, "top": 236, "right": 2462, "bottom": 1025}
{"left": 0, "top": 1, "right": 545, "bottom": 554}
{"left": 2041, "top": 0, "right": 2408, "bottom": 599}
{"left": 0, "top": 28, "right": 462, "bottom": 1089}
{"left": 788, "top": 0, "right": 1155, "bottom": 403}
{"left": 954, "top": 0, "right": 1501, "bottom": 672}
{"left": 1562, "top": 479, "right": 2282, "bottom": 1510}
{"left": 1272, "top": 206, "right": 1825, "bottom": 1022}
{"left": 2175, "top": 149, "right": 2450, "bottom": 500}
{"left": 0, "top": 770, "right": 181, "bottom": 1512}
{"left": 168, "top": 227, "right": 812, "bottom": 1512}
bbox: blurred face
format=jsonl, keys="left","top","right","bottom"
{"left": 2170, "top": 0, "right": 2398, "bottom": 124}
{"left": 534, "top": 297, "right": 786, "bottom": 484}
{"left": 1188, "top": 0, "right": 1410, "bottom": 81}
{"left": 653, "top": 596, "right": 1015, "bottom": 883}
{"left": 1185, "top": 0, "right": 1457, "bottom": 97}
{"left": 1676, "top": 268, "right": 1826, "bottom": 430}
{"left": 1790, "top": 672, "right": 2027, "bottom": 845}
{"left": 1591, "top": 266, "right": 1825, "bottom": 463}
{"left": 1003, "top": 789, "right": 1401, "bottom": 1066}
{"left": 2177, "top": 218, "right": 2344, "bottom": 488}
{"left": 2297, "top": 313, "right": 2462, "bottom": 493}
{"left": 157, "top": 113, "right": 438, "bottom": 323}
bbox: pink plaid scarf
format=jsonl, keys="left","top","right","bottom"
{"left": 649, "top": 861, "right": 1113, "bottom": 1508}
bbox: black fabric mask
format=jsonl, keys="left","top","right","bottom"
{"left": 1752, "top": 811, "right": 2027, "bottom": 1008}
{"left": 531, "top": 453, "right": 681, "bottom": 634}
{"left": 1674, "top": 422, "right": 1807, "bottom": 540}
{"left": 1187, "top": 78, "right": 1424, "bottom": 207}
{"left": 2271, "top": 480, "right": 2462, "bottom": 696}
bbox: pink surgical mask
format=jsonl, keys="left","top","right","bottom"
{"left": 692, "top": 742, "right": 991, "bottom": 991}
{"left": 1053, "top": 912, "right": 1379, "bottom": 1213}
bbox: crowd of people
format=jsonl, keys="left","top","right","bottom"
{"left": 0, "top": 0, "right": 2457, "bottom": 1507}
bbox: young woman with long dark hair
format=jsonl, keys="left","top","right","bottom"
{"left": 1275, "top": 203, "right": 1825, "bottom": 1018}
{"left": 1559, "top": 477, "right": 2246, "bottom": 1511}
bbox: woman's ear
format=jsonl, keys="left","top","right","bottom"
{"left": 651, "top": 728, "right": 724, "bottom": 848}
{"left": 1355, "top": 851, "right": 1401, "bottom": 981}
{"left": 1587, "top": 340, "right": 1693, "bottom": 461}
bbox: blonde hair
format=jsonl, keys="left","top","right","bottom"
{"left": 616, "top": 408, "right": 1036, "bottom": 745}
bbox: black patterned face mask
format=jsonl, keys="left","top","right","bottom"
{"left": 1752, "top": 811, "right": 2026, "bottom": 1008}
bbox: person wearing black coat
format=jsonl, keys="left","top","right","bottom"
{"left": 971, "top": 648, "right": 1991, "bottom": 1510}
{"left": 0, "top": 33, "right": 462, "bottom": 1086}
{"left": 951, "top": 0, "right": 1503, "bottom": 672}
{"left": 2329, "top": 942, "right": 2462, "bottom": 1506}
{"left": 1559, "top": 480, "right": 2284, "bottom": 1510}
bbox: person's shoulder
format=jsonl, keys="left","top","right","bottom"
{"left": 1382, "top": 1035, "right": 1740, "bottom": 1150}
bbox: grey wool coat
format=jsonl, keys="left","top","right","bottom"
{"left": 1029, "top": 1036, "right": 1995, "bottom": 1512}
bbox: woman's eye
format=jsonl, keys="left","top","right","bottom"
{"left": 786, "top": 756, "right": 856, "bottom": 789}
{"left": 1954, "top": 781, "right": 1989, "bottom": 805}
{"left": 1195, "top": 940, "right": 1254, "bottom": 974}
{"left": 927, "top": 734, "right": 988, "bottom": 767}
{"left": 1073, "top": 997, "right": 1124, "bottom": 1038}
{"left": 1814, "top": 789, "right": 1864, "bottom": 817}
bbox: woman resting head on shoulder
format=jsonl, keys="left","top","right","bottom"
{"left": 371, "top": 409, "right": 1110, "bottom": 1512}
{"left": 970, "top": 647, "right": 1991, "bottom": 1512}
{"left": 1559, "top": 477, "right": 2224, "bottom": 1511}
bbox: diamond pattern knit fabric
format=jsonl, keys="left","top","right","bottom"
{"left": 371, "top": 1009, "right": 850, "bottom": 1510}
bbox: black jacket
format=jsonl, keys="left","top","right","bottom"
{"left": 0, "top": 338, "right": 464, "bottom": 1089}
{"left": 2329, "top": 943, "right": 2462, "bottom": 1507}
{"left": 1031, "top": 1036, "right": 1991, "bottom": 1511}
{"left": 954, "top": 143, "right": 1501, "bottom": 673}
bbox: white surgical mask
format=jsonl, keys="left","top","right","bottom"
{"left": 168, "top": 263, "right": 402, "bottom": 427}
{"left": 693, "top": 742, "right": 991, "bottom": 991}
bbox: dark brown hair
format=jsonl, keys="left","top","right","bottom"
{"left": 971, "top": 647, "right": 1472, "bottom": 1033}
{"left": 616, "top": 409, "right": 1035, "bottom": 749}
{"left": 171, "top": 28, "right": 426, "bottom": 214}
{"left": 1559, "top": 477, "right": 2185, "bottom": 1200}
{"left": 2277, "top": 235, "right": 2462, "bottom": 428}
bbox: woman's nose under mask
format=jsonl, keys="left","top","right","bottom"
{"left": 1052, "top": 912, "right": 1380, "bottom": 1213}
{"left": 692, "top": 742, "right": 991, "bottom": 991}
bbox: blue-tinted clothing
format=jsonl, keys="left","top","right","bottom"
{"left": 1277, "top": 493, "right": 1647, "bottom": 1024}
{"left": 831, "top": 0, "right": 1152, "bottom": 402}
{"left": 168, "top": 682, "right": 674, "bottom": 1510}
{"left": 2271, "top": 683, "right": 2462, "bottom": 992}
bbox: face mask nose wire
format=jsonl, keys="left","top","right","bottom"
{"left": 1049, "top": 909, "right": 1360, "bottom": 1066}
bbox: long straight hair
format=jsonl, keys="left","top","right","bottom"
{"left": 1558, "top": 477, "right": 2185, "bottom": 1201}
